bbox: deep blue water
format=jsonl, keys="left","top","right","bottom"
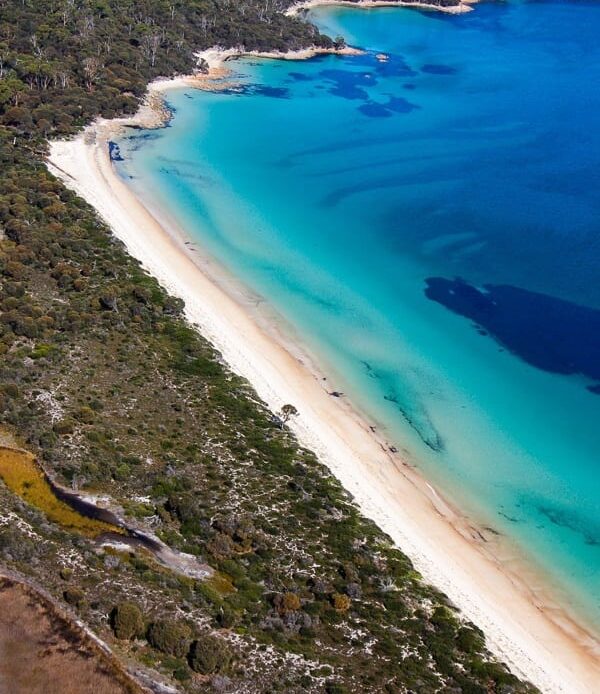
{"left": 118, "top": 0, "right": 600, "bottom": 626}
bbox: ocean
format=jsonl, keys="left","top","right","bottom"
{"left": 116, "top": 0, "right": 600, "bottom": 628}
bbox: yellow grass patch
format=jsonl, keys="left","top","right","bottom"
{"left": 206, "top": 571, "right": 236, "bottom": 596}
{"left": 0, "top": 447, "right": 121, "bottom": 538}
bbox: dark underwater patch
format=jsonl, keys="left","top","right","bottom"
{"left": 222, "top": 83, "right": 290, "bottom": 98}
{"left": 421, "top": 63, "right": 457, "bottom": 75}
{"left": 318, "top": 68, "right": 375, "bottom": 100}
{"left": 252, "top": 85, "right": 290, "bottom": 98}
{"left": 349, "top": 51, "right": 416, "bottom": 79}
{"left": 424, "top": 277, "right": 600, "bottom": 393}
{"left": 108, "top": 141, "right": 123, "bottom": 161}
{"left": 378, "top": 59, "right": 416, "bottom": 78}
{"left": 386, "top": 96, "right": 419, "bottom": 113}
{"left": 535, "top": 502, "right": 599, "bottom": 547}
{"left": 358, "top": 96, "right": 419, "bottom": 118}
{"left": 157, "top": 166, "right": 210, "bottom": 183}
{"left": 361, "top": 360, "right": 444, "bottom": 452}
{"left": 122, "top": 131, "right": 162, "bottom": 153}
{"left": 286, "top": 56, "right": 420, "bottom": 112}
{"left": 288, "top": 71, "right": 313, "bottom": 81}
{"left": 359, "top": 102, "right": 392, "bottom": 118}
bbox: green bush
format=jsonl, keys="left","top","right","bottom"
{"left": 53, "top": 418, "right": 76, "bottom": 435}
{"left": 74, "top": 405, "right": 95, "bottom": 424}
{"left": 63, "top": 587, "right": 84, "bottom": 607}
{"left": 325, "top": 682, "right": 348, "bottom": 694}
{"left": 147, "top": 619, "right": 192, "bottom": 658}
{"left": 30, "top": 343, "right": 54, "bottom": 360}
{"left": 456, "top": 625, "right": 485, "bottom": 653}
{"left": 188, "top": 634, "right": 231, "bottom": 675}
{"left": 112, "top": 602, "right": 145, "bottom": 640}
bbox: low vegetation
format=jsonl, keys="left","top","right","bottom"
{"left": 0, "top": 448, "right": 119, "bottom": 537}
{"left": 188, "top": 634, "right": 231, "bottom": 675}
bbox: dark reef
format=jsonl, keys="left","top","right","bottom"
{"left": 424, "top": 277, "right": 600, "bottom": 393}
{"left": 108, "top": 141, "right": 123, "bottom": 161}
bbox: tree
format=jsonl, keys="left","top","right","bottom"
{"left": 141, "top": 33, "right": 161, "bottom": 67}
{"left": 36, "top": 118, "right": 51, "bottom": 136}
{"left": 83, "top": 56, "right": 102, "bottom": 92}
{"left": 0, "top": 77, "right": 26, "bottom": 107}
{"left": 2, "top": 106, "right": 32, "bottom": 131}
{"left": 188, "top": 634, "right": 231, "bottom": 675}
{"left": 279, "top": 403, "right": 298, "bottom": 424}
{"left": 112, "top": 602, "right": 144, "bottom": 640}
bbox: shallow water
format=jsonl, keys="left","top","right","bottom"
{"left": 118, "top": 0, "right": 600, "bottom": 626}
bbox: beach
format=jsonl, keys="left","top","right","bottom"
{"left": 285, "top": 0, "right": 478, "bottom": 17}
{"left": 47, "top": 65, "right": 600, "bottom": 694}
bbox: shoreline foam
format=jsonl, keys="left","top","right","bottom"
{"left": 47, "top": 58, "right": 600, "bottom": 694}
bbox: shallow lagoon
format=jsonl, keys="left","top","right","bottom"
{"left": 118, "top": 0, "right": 600, "bottom": 626}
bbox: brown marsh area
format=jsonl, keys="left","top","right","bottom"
{"left": 0, "top": 577, "right": 141, "bottom": 694}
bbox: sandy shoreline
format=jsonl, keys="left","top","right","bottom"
{"left": 286, "top": 0, "right": 479, "bottom": 17}
{"left": 120, "top": 45, "right": 367, "bottom": 100}
{"left": 47, "top": 53, "right": 600, "bottom": 693}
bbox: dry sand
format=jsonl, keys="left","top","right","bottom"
{"left": 47, "top": 54, "right": 600, "bottom": 694}
{"left": 286, "top": 0, "right": 479, "bottom": 17}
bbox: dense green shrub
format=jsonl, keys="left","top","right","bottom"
{"left": 53, "top": 418, "right": 75, "bottom": 436}
{"left": 147, "top": 619, "right": 192, "bottom": 658}
{"left": 63, "top": 587, "right": 84, "bottom": 606}
{"left": 111, "top": 602, "right": 144, "bottom": 640}
{"left": 188, "top": 634, "right": 231, "bottom": 675}
{"left": 456, "top": 625, "right": 486, "bottom": 653}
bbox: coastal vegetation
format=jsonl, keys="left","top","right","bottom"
{"left": 0, "top": 0, "right": 536, "bottom": 692}
{"left": 0, "top": 447, "right": 120, "bottom": 537}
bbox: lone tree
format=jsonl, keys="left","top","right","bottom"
{"left": 279, "top": 403, "right": 298, "bottom": 425}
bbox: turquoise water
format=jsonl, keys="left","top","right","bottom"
{"left": 117, "top": 1, "right": 600, "bottom": 627}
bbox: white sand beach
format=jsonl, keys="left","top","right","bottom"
{"left": 286, "top": 0, "right": 478, "bottom": 17}
{"left": 47, "top": 67, "right": 600, "bottom": 694}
